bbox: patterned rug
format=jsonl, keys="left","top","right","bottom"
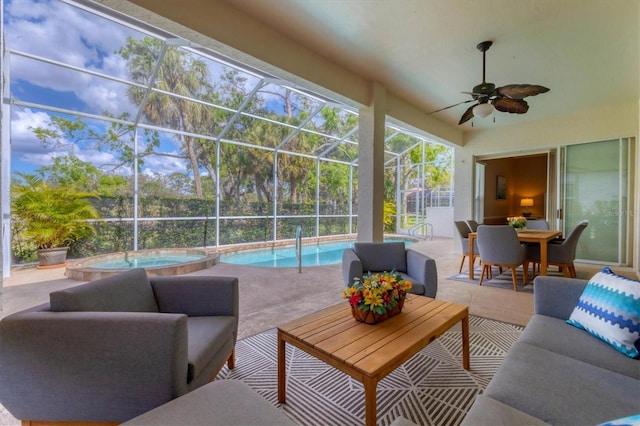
{"left": 216, "top": 315, "right": 524, "bottom": 426}
{"left": 447, "top": 265, "right": 542, "bottom": 292}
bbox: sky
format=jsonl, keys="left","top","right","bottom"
{"left": 3, "top": 0, "right": 193, "bottom": 178}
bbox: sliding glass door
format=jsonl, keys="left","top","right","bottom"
{"left": 561, "top": 138, "right": 632, "bottom": 264}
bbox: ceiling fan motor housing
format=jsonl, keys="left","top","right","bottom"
{"left": 473, "top": 82, "right": 495, "bottom": 98}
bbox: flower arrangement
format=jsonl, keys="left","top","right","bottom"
{"left": 343, "top": 270, "right": 412, "bottom": 324}
{"left": 507, "top": 216, "right": 528, "bottom": 229}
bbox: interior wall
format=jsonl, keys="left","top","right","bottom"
{"left": 511, "top": 156, "right": 548, "bottom": 219}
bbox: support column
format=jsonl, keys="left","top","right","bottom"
{"left": 357, "top": 82, "right": 386, "bottom": 242}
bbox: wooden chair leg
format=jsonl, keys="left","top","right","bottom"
{"left": 510, "top": 267, "right": 518, "bottom": 291}
{"left": 479, "top": 264, "right": 488, "bottom": 285}
{"left": 459, "top": 255, "right": 466, "bottom": 273}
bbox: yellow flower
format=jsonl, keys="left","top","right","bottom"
{"left": 364, "top": 293, "right": 384, "bottom": 308}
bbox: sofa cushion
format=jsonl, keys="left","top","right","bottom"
{"left": 354, "top": 242, "right": 407, "bottom": 273}
{"left": 50, "top": 268, "right": 159, "bottom": 313}
{"left": 566, "top": 267, "right": 640, "bottom": 358}
{"left": 484, "top": 341, "right": 640, "bottom": 425}
{"left": 461, "top": 395, "right": 550, "bottom": 426}
{"left": 520, "top": 315, "right": 640, "bottom": 380}
{"left": 186, "top": 316, "right": 236, "bottom": 382}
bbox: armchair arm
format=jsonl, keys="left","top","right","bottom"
{"left": 342, "top": 248, "right": 363, "bottom": 286}
{"left": 151, "top": 275, "right": 239, "bottom": 317}
{"left": 0, "top": 311, "right": 188, "bottom": 422}
{"left": 406, "top": 249, "right": 438, "bottom": 298}
{"left": 533, "top": 276, "right": 588, "bottom": 319}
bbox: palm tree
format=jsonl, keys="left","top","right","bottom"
{"left": 120, "top": 37, "right": 214, "bottom": 198}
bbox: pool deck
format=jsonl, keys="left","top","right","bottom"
{"left": 2, "top": 237, "right": 541, "bottom": 337}
{"left": 0, "top": 236, "right": 622, "bottom": 425}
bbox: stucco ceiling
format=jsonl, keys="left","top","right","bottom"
{"left": 219, "top": 0, "right": 639, "bottom": 130}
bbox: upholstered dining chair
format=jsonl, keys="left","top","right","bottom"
{"left": 454, "top": 221, "right": 479, "bottom": 273}
{"left": 527, "top": 220, "right": 588, "bottom": 278}
{"left": 466, "top": 219, "right": 480, "bottom": 232}
{"left": 526, "top": 219, "right": 550, "bottom": 230}
{"left": 476, "top": 225, "right": 529, "bottom": 291}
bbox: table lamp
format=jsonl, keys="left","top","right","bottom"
{"left": 520, "top": 198, "right": 534, "bottom": 217}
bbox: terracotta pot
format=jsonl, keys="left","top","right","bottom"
{"left": 351, "top": 297, "right": 405, "bottom": 324}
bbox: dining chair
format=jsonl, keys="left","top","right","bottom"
{"left": 466, "top": 220, "right": 480, "bottom": 232}
{"left": 476, "top": 225, "right": 529, "bottom": 291}
{"left": 526, "top": 219, "right": 549, "bottom": 230}
{"left": 454, "top": 221, "right": 479, "bottom": 273}
{"left": 527, "top": 220, "right": 588, "bottom": 278}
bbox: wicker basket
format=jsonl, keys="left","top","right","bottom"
{"left": 351, "top": 297, "right": 405, "bottom": 324}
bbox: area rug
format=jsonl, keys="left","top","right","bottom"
{"left": 216, "top": 315, "right": 524, "bottom": 426}
{"left": 447, "top": 265, "right": 538, "bottom": 292}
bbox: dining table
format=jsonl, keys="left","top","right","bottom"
{"left": 468, "top": 229, "right": 563, "bottom": 280}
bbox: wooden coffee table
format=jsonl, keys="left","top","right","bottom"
{"left": 277, "top": 295, "right": 470, "bottom": 426}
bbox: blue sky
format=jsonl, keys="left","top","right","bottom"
{"left": 4, "top": 0, "right": 190, "bottom": 178}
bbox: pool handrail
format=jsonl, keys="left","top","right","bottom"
{"left": 295, "top": 226, "right": 302, "bottom": 273}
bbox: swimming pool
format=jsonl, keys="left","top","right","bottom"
{"left": 220, "top": 239, "right": 413, "bottom": 267}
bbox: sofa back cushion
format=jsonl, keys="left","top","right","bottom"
{"left": 354, "top": 242, "right": 407, "bottom": 273}
{"left": 50, "top": 268, "right": 159, "bottom": 312}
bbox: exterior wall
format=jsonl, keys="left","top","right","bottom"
{"left": 427, "top": 207, "right": 454, "bottom": 239}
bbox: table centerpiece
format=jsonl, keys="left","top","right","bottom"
{"left": 343, "top": 270, "right": 412, "bottom": 324}
{"left": 507, "top": 216, "right": 528, "bottom": 231}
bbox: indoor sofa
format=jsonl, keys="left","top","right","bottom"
{"left": 462, "top": 274, "right": 640, "bottom": 425}
{"left": 0, "top": 268, "right": 239, "bottom": 424}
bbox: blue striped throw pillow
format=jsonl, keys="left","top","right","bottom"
{"left": 567, "top": 267, "right": 640, "bottom": 359}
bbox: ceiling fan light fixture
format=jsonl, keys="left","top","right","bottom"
{"left": 473, "top": 102, "right": 494, "bottom": 118}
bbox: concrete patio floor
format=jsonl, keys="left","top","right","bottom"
{"left": 0, "top": 236, "right": 618, "bottom": 425}
{"left": 2, "top": 236, "right": 609, "bottom": 334}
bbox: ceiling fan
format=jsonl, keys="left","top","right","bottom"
{"left": 431, "top": 40, "right": 550, "bottom": 125}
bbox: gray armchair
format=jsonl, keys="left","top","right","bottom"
{"left": 342, "top": 241, "right": 437, "bottom": 297}
{"left": 0, "top": 268, "right": 239, "bottom": 424}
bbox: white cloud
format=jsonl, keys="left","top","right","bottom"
{"left": 5, "top": 0, "right": 139, "bottom": 115}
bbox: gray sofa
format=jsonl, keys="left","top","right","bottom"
{"left": 463, "top": 275, "right": 640, "bottom": 425}
{"left": 0, "top": 268, "right": 239, "bottom": 423}
{"left": 342, "top": 242, "right": 438, "bottom": 297}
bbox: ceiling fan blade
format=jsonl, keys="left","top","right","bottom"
{"left": 458, "top": 104, "right": 476, "bottom": 125}
{"left": 496, "top": 84, "right": 550, "bottom": 100}
{"left": 493, "top": 97, "right": 529, "bottom": 114}
{"left": 427, "top": 98, "right": 475, "bottom": 115}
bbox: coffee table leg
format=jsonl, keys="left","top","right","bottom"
{"left": 363, "top": 377, "right": 377, "bottom": 426}
{"left": 462, "top": 313, "right": 470, "bottom": 370}
{"left": 277, "top": 330, "right": 286, "bottom": 403}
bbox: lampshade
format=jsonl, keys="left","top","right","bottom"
{"left": 520, "top": 198, "right": 534, "bottom": 207}
{"left": 473, "top": 103, "right": 494, "bottom": 118}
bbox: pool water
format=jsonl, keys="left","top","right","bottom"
{"left": 89, "top": 254, "right": 205, "bottom": 269}
{"left": 220, "top": 239, "right": 412, "bottom": 267}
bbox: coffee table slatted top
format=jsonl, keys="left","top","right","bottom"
{"left": 278, "top": 295, "right": 468, "bottom": 376}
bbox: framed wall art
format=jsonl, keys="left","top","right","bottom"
{"left": 496, "top": 175, "right": 507, "bottom": 200}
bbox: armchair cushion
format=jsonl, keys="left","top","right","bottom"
{"left": 186, "top": 316, "right": 237, "bottom": 382}
{"left": 50, "top": 268, "right": 159, "bottom": 313}
{"left": 354, "top": 242, "right": 407, "bottom": 273}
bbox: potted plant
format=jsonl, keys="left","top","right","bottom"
{"left": 12, "top": 174, "right": 100, "bottom": 268}
{"left": 507, "top": 216, "right": 528, "bottom": 231}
